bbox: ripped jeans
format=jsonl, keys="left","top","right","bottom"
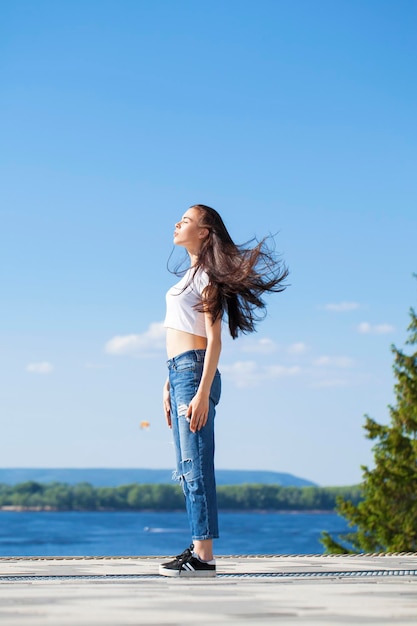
{"left": 168, "top": 349, "right": 221, "bottom": 541}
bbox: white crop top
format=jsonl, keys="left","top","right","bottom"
{"left": 164, "top": 268, "right": 209, "bottom": 338}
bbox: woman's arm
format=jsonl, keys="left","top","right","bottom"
{"left": 163, "top": 377, "right": 171, "bottom": 428}
{"left": 187, "top": 313, "right": 222, "bottom": 433}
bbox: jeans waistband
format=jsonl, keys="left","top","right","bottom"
{"left": 167, "top": 349, "right": 206, "bottom": 370}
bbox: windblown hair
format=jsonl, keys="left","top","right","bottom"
{"left": 190, "top": 204, "right": 289, "bottom": 339}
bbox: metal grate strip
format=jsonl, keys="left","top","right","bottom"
{"left": 1, "top": 570, "right": 416, "bottom": 582}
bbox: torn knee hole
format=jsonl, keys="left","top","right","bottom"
{"left": 177, "top": 403, "right": 189, "bottom": 417}
{"left": 173, "top": 459, "right": 193, "bottom": 483}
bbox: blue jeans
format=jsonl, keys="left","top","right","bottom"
{"left": 167, "top": 349, "right": 221, "bottom": 541}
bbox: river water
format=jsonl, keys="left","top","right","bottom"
{"left": 0, "top": 510, "right": 348, "bottom": 556}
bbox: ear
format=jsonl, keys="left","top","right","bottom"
{"left": 198, "top": 227, "right": 209, "bottom": 240}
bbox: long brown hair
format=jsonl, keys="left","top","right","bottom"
{"left": 191, "top": 204, "right": 289, "bottom": 339}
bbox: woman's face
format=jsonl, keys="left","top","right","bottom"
{"left": 174, "top": 208, "right": 207, "bottom": 251}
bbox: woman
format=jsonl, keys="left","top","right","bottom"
{"left": 160, "top": 204, "right": 288, "bottom": 577}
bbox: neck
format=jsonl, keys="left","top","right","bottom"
{"left": 188, "top": 252, "right": 199, "bottom": 267}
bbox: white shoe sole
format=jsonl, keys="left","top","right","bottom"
{"left": 159, "top": 565, "right": 216, "bottom": 578}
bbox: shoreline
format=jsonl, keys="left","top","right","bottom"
{"left": 0, "top": 506, "right": 336, "bottom": 514}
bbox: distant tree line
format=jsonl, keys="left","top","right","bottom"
{"left": 0, "top": 482, "right": 361, "bottom": 512}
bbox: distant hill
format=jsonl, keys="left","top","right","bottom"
{"left": 0, "top": 468, "right": 317, "bottom": 488}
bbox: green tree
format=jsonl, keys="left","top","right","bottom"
{"left": 44, "top": 482, "right": 73, "bottom": 509}
{"left": 72, "top": 482, "right": 97, "bottom": 510}
{"left": 322, "top": 291, "right": 417, "bottom": 553}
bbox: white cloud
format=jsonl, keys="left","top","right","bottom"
{"left": 221, "top": 360, "right": 301, "bottom": 388}
{"left": 221, "top": 361, "right": 257, "bottom": 386}
{"left": 309, "top": 378, "right": 350, "bottom": 389}
{"left": 241, "top": 337, "right": 277, "bottom": 354}
{"left": 357, "top": 322, "right": 395, "bottom": 335}
{"left": 26, "top": 362, "right": 54, "bottom": 374}
{"left": 105, "top": 322, "right": 166, "bottom": 356}
{"left": 313, "top": 356, "right": 354, "bottom": 368}
{"left": 265, "top": 364, "right": 301, "bottom": 377}
{"left": 324, "top": 302, "right": 360, "bottom": 312}
{"left": 287, "top": 342, "right": 308, "bottom": 355}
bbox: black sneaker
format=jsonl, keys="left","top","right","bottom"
{"left": 159, "top": 544, "right": 216, "bottom": 577}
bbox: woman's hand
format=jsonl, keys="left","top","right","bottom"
{"left": 163, "top": 379, "right": 171, "bottom": 428}
{"left": 185, "top": 312, "right": 221, "bottom": 433}
{"left": 186, "top": 392, "right": 210, "bottom": 433}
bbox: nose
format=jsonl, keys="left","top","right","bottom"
{"left": 175, "top": 220, "right": 181, "bottom": 229}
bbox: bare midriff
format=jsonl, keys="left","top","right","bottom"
{"left": 166, "top": 327, "right": 207, "bottom": 359}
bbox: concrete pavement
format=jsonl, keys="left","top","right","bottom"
{"left": 0, "top": 553, "right": 416, "bottom": 625}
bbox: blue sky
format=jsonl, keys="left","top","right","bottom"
{"left": 1, "top": 0, "right": 416, "bottom": 485}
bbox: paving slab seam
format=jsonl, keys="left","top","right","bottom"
{"left": 1, "top": 569, "right": 417, "bottom": 582}
{"left": 1, "top": 552, "right": 416, "bottom": 562}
